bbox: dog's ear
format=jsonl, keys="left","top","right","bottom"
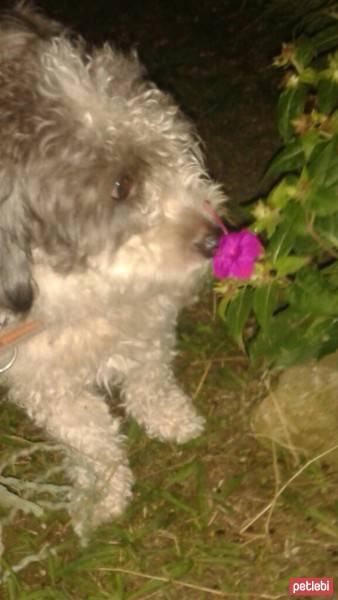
{"left": 0, "top": 169, "right": 34, "bottom": 313}
{"left": 0, "top": 229, "right": 34, "bottom": 313}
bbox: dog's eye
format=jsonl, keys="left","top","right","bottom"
{"left": 111, "top": 175, "right": 133, "bottom": 201}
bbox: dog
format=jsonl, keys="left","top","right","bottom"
{"left": 0, "top": 4, "right": 224, "bottom": 536}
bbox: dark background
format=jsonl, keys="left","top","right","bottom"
{"left": 8, "top": 0, "right": 291, "bottom": 202}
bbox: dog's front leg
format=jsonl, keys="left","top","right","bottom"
{"left": 10, "top": 377, "right": 133, "bottom": 536}
{"left": 121, "top": 361, "right": 205, "bottom": 443}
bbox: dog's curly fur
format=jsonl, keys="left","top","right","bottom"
{"left": 0, "top": 4, "right": 225, "bottom": 535}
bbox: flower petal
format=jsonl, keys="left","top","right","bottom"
{"left": 212, "top": 230, "right": 263, "bottom": 279}
{"left": 240, "top": 231, "right": 263, "bottom": 259}
{"left": 230, "top": 258, "right": 255, "bottom": 279}
{"left": 213, "top": 254, "right": 232, "bottom": 278}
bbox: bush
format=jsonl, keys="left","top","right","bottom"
{"left": 217, "top": 14, "right": 338, "bottom": 368}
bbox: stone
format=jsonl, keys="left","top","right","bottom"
{"left": 252, "top": 352, "right": 338, "bottom": 463}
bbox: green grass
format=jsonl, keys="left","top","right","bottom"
{"left": 1, "top": 295, "right": 338, "bottom": 599}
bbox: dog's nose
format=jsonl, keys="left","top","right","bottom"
{"left": 195, "top": 227, "right": 222, "bottom": 258}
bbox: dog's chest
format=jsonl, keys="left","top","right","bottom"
{"left": 25, "top": 263, "right": 176, "bottom": 371}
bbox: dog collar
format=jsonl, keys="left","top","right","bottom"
{"left": 0, "top": 320, "right": 44, "bottom": 373}
{"left": 0, "top": 347, "right": 18, "bottom": 373}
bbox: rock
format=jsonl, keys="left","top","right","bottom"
{"left": 252, "top": 352, "right": 338, "bottom": 463}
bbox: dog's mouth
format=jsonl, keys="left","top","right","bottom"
{"left": 192, "top": 200, "right": 226, "bottom": 259}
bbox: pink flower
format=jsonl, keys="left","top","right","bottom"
{"left": 213, "top": 230, "right": 263, "bottom": 279}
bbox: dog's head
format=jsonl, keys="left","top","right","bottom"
{"left": 0, "top": 9, "right": 225, "bottom": 312}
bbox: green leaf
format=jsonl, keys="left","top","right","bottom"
{"left": 159, "top": 490, "right": 198, "bottom": 515}
{"left": 249, "top": 307, "right": 336, "bottom": 368}
{"left": 306, "top": 184, "right": 338, "bottom": 216}
{"left": 167, "top": 559, "right": 194, "bottom": 579}
{"left": 277, "top": 83, "right": 308, "bottom": 142}
{"left": 165, "top": 458, "right": 203, "bottom": 487}
{"left": 127, "top": 575, "right": 166, "bottom": 599}
{"left": 317, "top": 319, "right": 338, "bottom": 359}
{"left": 301, "top": 129, "right": 321, "bottom": 160}
{"left": 273, "top": 255, "right": 309, "bottom": 277}
{"left": 58, "top": 548, "right": 121, "bottom": 576}
{"left": 323, "top": 260, "right": 338, "bottom": 287}
{"left": 269, "top": 223, "right": 294, "bottom": 261}
{"left": 212, "top": 474, "right": 244, "bottom": 501}
{"left": 318, "top": 78, "right": 338, "bottom": 114}
{"left": 251, "top": 201, "right": 281, "bottom": 237}
{"left": 292, "top": 234, "right": 319, "bottom": 256}
{"left": 331, "top": 108, "right": 338, "bottom": 133}
{"left": 226, "top": 287, "right": 253, "bottom": 350}
{"left": 268, "top": 175, "right": 298, "bottom": 209}
{"left": 299, "top": 67, "right": 317, "bottom": 85}
{"left": 312, "top": 24, "right": 338, "bottom": 54}
{"left": 308, "top": 136, "right": 338, "bottom": 188}
{"left": 218, "top": 295, "right": 231, "bottom": 321}
{"left": 288, "top": 267, "right": 338, "bottom": 316}
{"left": 316, "top": 213, "right": 338, "bottom": 249}
{"left": 253, "top": 283, "right": 279, "bottom": 332}
{"left": 294, "top": 37, "right": 316, "bottom": 69}
{"left": 269, "top": 203, "right": 305, "bottom": 260}
{"left": 265, "top": 140, "right": 305, "bottom": 178}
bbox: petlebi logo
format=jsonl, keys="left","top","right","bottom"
{"left": 289, "top": 578, "right": 334, "bottom": 596}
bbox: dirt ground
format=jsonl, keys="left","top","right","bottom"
{"left": 1, "top": 1, "right": 338, "bottom": 598}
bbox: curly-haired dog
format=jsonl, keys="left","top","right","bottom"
{"left": 0, "top": 4, "right": 224, "bottom": 535}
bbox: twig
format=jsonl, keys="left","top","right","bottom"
{"left": 268, "top": 386, "right": 300, "bottom": 465}
{"left": 191, "top": 356, "right": 247, "bottom": 365}
{"left": 264, "top": 441, "right": 280, "bottom": 537}
{"left": 97, "top": 567, "right": 283, "bottom": 598}
{"left": 193, "top": 360, "right": 212, "bottom": 400}
{"left": 240, "top": 443, "right": 338, "bottom": 534}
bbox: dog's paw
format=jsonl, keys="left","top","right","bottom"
{"left": 143, "top": 394, "right": 205, "bottom": 443}
{"left": 69, "top": 462, "right": 134, "bottom": 539}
